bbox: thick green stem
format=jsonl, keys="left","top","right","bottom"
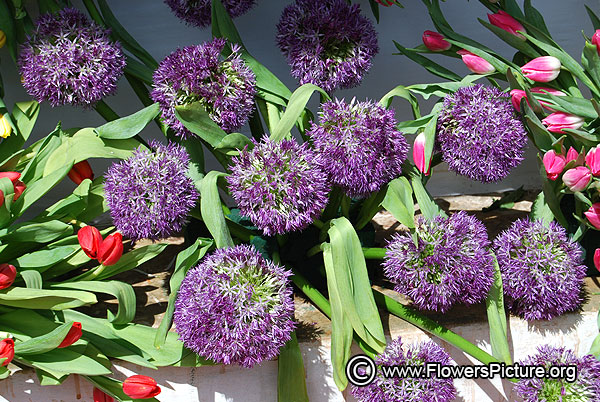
{"left": 322, "top": 187, "right": 343, "bottom": 221}
{"left": 372, "top": 290, "right": 499, "bottom": 365}
{"left": 81, "top": 0, "right": 105, "bottom": 26}
{"left": 362, "top": 247, "right": 386, "bottom": 259}
{"left": 94, "top": 100, "right": 119, "bottom": 121}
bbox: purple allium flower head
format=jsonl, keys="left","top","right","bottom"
{"left": 164, "top": 0, "right": 256, "bottom": 28}
{"left": 493, "top": 218, "right": 586, "bottom": 321}
{"left": 227, "top": 136, "right": 330, "bottom": 236}
{"left": 276, "top": 0, "right": 379, "bottom": 92}
{"left": 151, "top": 38, "right": 256, "bottom": 138}
{"left": 104, "top": 141, "right": 198, "bottom": 242}
{"left": 436, "top": 84, "right": 528, "bottom": 182}
{"left": 18, "top": 8, "right": 126, "bottom": 107}
{"left": 383, "top": 211, "right": 494, "bottom": 312}
{"left": 515, "top": 345, "right": 600, "bottom": 401}
{"left": 174, "top": 244, "right": 296, "bottom": 368}
{"left": 351, "top": 337, "right": 456, "bottom": 402}
{"left": 307, "top": 98, "right": 408, "bottom": 198}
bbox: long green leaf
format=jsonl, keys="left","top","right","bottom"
{"left": 154, "top": 238, "right": 213, "bottom": 348}
{"left": 14, "top": 322, "right": 73, "bottom": 355}
{"left": 328, "top": 218, "right": 386, "bottom": 351}
{"left": 382, "top": 177, "right": 415, "bottom": 229}
{"left": 485, "top": 256, "right": 512, "bottom": 364}
{"left": 174, "top": 103, "right": 227, "bottom": 148}
{"left": 200, "top": 171, "right": 234, "bottom": 248}
{"left": 278, "top": 332, "right": 309, "bottom": 402}
{"left": 96, "top": 103, "right": 160, "bottom": 139}
{"left": 394, "top": 42, "right": 461, "bottom": 81}
{"left": 271, "top": 84, "right": 329, "bottom": 141}
{"left": 0, "top": 287, "right": 96, "bottom": 310}
{"left": 409, "top": 172, "right": 445, "bottom": 219}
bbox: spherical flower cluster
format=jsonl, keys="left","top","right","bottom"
{"left": 383, "top": 212, "right": 494, "bottom": 312}
{"left": 104, "top": 141, "right": 198, "bottom": 242}
{"left": 493, "top": 218, "right": 586, "bottom": 320}
{"left": 515, "top": 345, "right": 600, "bottom": 401}
{"left": 165, "top": 0, "right": 256, "bottom": 28}
{"left": 307, "top": 98, "right": 408, "bottom": 198}
{"left": 227, "top": 136, "right": 330, "bottom": 236}
{"left": 436, "top": 84, "right": 528, "bottom": 182}
{"left": 18, "top": 8, "right": 126, "bottom": 107}
{"left": 173, "top": 245, "right": 296, "bottom": 368}
{"left": 276, "top": 0, "right": 379, "bottom": 92}
{"left": 351, "top": 337, "right": 456, "bottom": 402}
{"left": 151, "top": 38, "right": 256, "bottom": 138}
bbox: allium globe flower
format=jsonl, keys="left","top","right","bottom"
{"left": 276, "top": 0, "right": 379, "bottom": 92}
{"left": 436, "top": 84, "right": 528, "bottom": 182}
{"left": 351, "top": 337, "right": 456, "bottom": 402}
{"left": 173, "top": 245, "right": 295, "bottom": 368}
{"left": 18, "top": 8, "right": 126, "bottom": 107}
{"left": 104, "top": 141, "right": 198, "bottom": 242}
{"left": 165, "top": 0, "right": 256, "bottom": 28}
{"left": 227, "top": 136, "right": 330, "bottom": 236}
{"left": 383, "top": 212, "right": 494, "bottom": 312}
{"left": 493, "top": 218, "right": 586, "bottom": 320}
{"left": 515, "top": 345, "right": 600, "bottom": 401}
{"left": 151, "top": 38, "right": 256, "bottom": 138}
{"left": 307, "top": 98, "right": 408, "bottom": 198}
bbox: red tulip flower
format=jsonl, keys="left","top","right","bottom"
{"left": 0, "top": 338, "right": 14, "bottom": 366}
{"left": 98, "top": 233, "right": 123, "bottom": 266}
{"left": 78, "top": 226, "right": 103, "bottom": 260}
{"left": 68, "top": 160, "right": 94, "bottom": 185}
{"left": 0, "top": 264, "right": 16, "bottom": 290}
{"left": 57, "top": 322, "right": 82, "bottom": 348}
{"left": 93, "top": 387, "right": 114, "bottom": 402}
{"left": 123, "top": 375, "right": 161, "bottom": 399}
{"left": 422, "top": 30, "right": 451, "bottom": 52}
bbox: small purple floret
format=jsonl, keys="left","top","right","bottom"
{"left": 437, "top": 84, "right": 528, "bottom": 182}
{"left": 104, "top": 141, "right": 198, "bottom": 242}
{"left": 308, "top": 98, "right": 408, "bottom": 198}
{"left": 276, "top": 0, "right": 379, "bottom": 92}
{"left": 165, "top": 0, "right": 256, "bottom": 28}
{"left": 515, "top": 345, "right": 600, "bottom": 401}
{"left": 151, "top": 38, "right": 256, "bottom": 138}
{"left": 227, "top": 136, "right": 330, "bottom": 236}
{"left": 351, "top": 337, "right": 456, "bottom": 402}
{"left": 18, "top": 8, "right": 126, "bottom": 107}
{"left": 174, "top": 245, "right": 296, "bottom": 368}
{"left": 493, "top": 218, "right": 586, "bottom": 321}
{"left": 383, "top": 212, "right": 494, "bottom": 312}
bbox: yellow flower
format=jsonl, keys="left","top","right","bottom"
{"left": 0, "top": 115, "right": 12, "bottom": 139}
{"left": 0, "top": 31, "right": 5, "bottom": 49}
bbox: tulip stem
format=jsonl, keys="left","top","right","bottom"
{"left": 78, "top": 264, "right": 106, "bottom": 281}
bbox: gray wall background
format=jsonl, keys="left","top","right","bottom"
{"left": 0, "top": 0, "right": 598, "bottom": 209}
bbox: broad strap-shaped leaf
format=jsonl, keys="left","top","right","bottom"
{"left": 382, "top": 177, "right": 415, "bottom": 229}
{"left": 270, "top": 84, "right": 330, "bottom": 142}
{"left": 322, "top": 243, "right": 353, "bottom": 391}
{"left": 394, "top": 41, "right": 461, "bottom": 81}
{"left": 174, "top": 102, "right": 227, "bottom": 148}
{"left": 155, "top": 238, "right": 213, "bottom": 348}
{"left": 408, "top": 170, "right": 446, "bottom": 219}
{"left": 0, "top": 287, "right": 96, "bottom": 310}
{"left": 200, "top": 171, "right": 234, "bottom": 248}
{"left": 529, "top": 191, "right": 555, "bottom": 226}
{"left": 96, "top": 103, "right": 160, "bottom": 139}
{"left": 485, "top": 255, "right": 512, "bottom": 364}
{"left": 51, "top": 281, "right": 137, "bottom": 325}
{"left": 406, "top": 75, "right": 485, "bottom": 100}
{"left": 20, "top": 270, "right": 42, "bottom": 289}
{"left": 14, "top": 322, "right": 74, "bottom": 355}
{"left": 327, "top": 218, "right": 386, "bottom": 351}
{"left": 277, "top": 332, "right": 309, "bottom": 402}
{"left": 379, "top": 85, "right": 420, "bottom": 118}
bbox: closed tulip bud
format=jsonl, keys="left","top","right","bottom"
{"left": 542, "top": 112, "right": 585, "bottom": 134}
{"left": 413, "top": 132, "right": 430, "bottom": 175}
{"left": 57, "top": 322, "right": 82, "bottom": 348}
{"left": 0, "top": 31, "right": 5, "bottom": 49}
{"left": 542, "top": 150, "right": 566, "bottom": 180}
{"left": 12, "top": 180, "right": 25, "bottom": 201}
{"left": 488, "top": 10, "right": 526, "bottom": 40}
{"left": 510, "top": 89, "right": 527, "bottom": 111}
{"left": 0, "top": 115, "right": 11, "bottom": 139}
{"left": 0, "top": 172, "right": 21, "bottom": 184}
{"left": 0, "top": 264, "right": 16, "bottom": 290}
{"left": 93, "top": 387, "right": 114, "bottom": 402}
{"left": 98, "top": 233, "right": 123, "bottom": 266}
{"left": 562, "top": 166, "right": 591, "bottom": 192}
{"left": 0, "top": 338, "right": 14, "bottom": 367}
{"left": 457, "top": 49, "right": 495, "bottom": 74}
{"left": 122, "top": 375, "right": 161, "bottom": 399}
{"left": 595, "top": 249, "right": 600, "bottom": 272}
{"left": 77, "top": 226, "right": 102, "bottom": 259}
{"left": 422, "top": 31, "right": 451, "bottom": 52}
{"left": 592, "top": 29, "right": 600, "bottom": 56}
{"left": 586, "top": 146, "right": 600, "bottom": 176}
{"left": 68, "top": 161, "right": 94, "bottom": 185}
{"left": 566, "top": 147, "right": 580, "bottom": 164}
{"left": 585, "top": 203, "right": 600, "bottom": 230}
{"left": 521, "top": 56, "right": 561, "bottom": 82}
